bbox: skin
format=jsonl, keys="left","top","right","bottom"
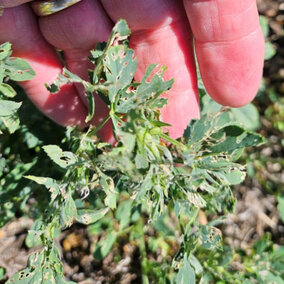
{"left": 0, "top": 0, "right": 264, "bottom": 141}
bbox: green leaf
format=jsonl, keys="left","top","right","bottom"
{"left": 62, "top": 68, "right": 94, "bottom": 91}
{"left": 0, "top": 100, "right": 21, "bottom": 116}
{"left": 230, "top": 104, "right": 260, "bottom": 131}
{"left": 111, "top": 19, "right": 131, "bottom": 39}
{"left": 135, "top": 153, "right": 149, "bottom": 169}
{"left": 189, "top": 254, "right": 203, "bottom": 275}
{"left": 137, "top": 65, "right": 173, "bottom": 103}
{"left": 212, "top": 167, "right": 246, "bottom": 185}
{"left": 90, "top": 42, "right": 107, "bottom": 60}
{"left": 0, "top": 267, "right": 5, "bottom": 281}
{"left": 0, "top": 42, "right": 12, "bottom": 60}
{"left": 187, "top": 115, "right": 213, "bottom": 146}
{"left": 7, "top": 250, "right": 75, "bottom": 284}
{"left": 259, "top": 15, "right": 269, "bottom": 37}
{"left": 93, "top": 231, "right": 117, "bottom": 261}
{"left": 271, "top": 247, "right": 284, "bottom": 273}
{"left": 1, "top": 160, "right": 36, "bottom": 192}
{"left": 5, "top": 57, "right": 35, "bottom": 81}
{"left": 257, "top": 271, "right": 284, "bottom": 284}
{"left": 186, "top": 192, "right": 206, "bottom": 208}
{"left": 25, "top": 220, "right": 44, "bottom": 248}
{"left": 217, "top": 246, "right": 234, "bottom": 266}
{"left": 118, "top": 131, "right": 136, "bottom": 152}
{"left": 200, "top": 94, "right": 261, "bottom": 131}
{"left": 136, "top": 167, "right": 154, "bottom": 201}
{"left": 85, "top": 91, "right": 95, "bottom": 122}
{"left": 115, "top": 65, "right": 173, "bottom": 113}
{"left": 25, "top": 175, "right": 61, "bottom": 201}
{"left": 99, "top": 171, "right": 117, "bottom": 209}
{"left": 104, "top": 46, "right": 137, "bottom": 102}
{"left": 43, "top": 145, "right": 78, "bottom": 169}
{"left": 0, "top": 83, "right": 16, "bottom": 97}
{"left": 277, "top": 196, "right": 284, "bottom": 223}
{"left": 77, "top": 207, "right": 109, "bottom": 225}
{"left": 265, "top": 42, "right": 276, "bottom": 60}
{"left": 153, "top": 214, "right": 175, "bottom": 237}
{"left": 0, "top": 114, "right": 20, "bottom": 134}
{"left": 209, "top": 125, "right": 265, "bottom": 153}
{"left": 0, "top": 67, "right": 4, "bottom": 83}
{"left": 60, "top": 192, "right": 78, "bottom": 228}
{"left": 177, "top": 256, "right": 196, "bottom": 284}
{"left": 115, "top": 199, "right": 133, "bottom": 229}
{"left": 199, "top": 226, "right": 222, "bottom": 250}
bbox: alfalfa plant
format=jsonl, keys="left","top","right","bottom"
{"left": 0, "top": 20, "right": 271, "bottom": 283}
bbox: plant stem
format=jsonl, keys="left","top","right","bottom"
{"left": 89, "top": 115, "right": 111, "bottom": 136}
{"left": 137, "top": 220, "right": 149, "bottom": 284}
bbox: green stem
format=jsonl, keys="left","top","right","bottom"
{"left": 160, "top": 133, "right": 186, "bottom": 150}
{"left": 137, "top": 220, "right": 149, "bottom": 284}
{"left": 88, "top": 115, "right": 111, "bottom": 136}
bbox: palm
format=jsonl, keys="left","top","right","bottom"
{"left": 0, "top": 0, "right": 264, "bottom": 141}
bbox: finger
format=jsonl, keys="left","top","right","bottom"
{"left": 100, "top": 0, "right": 199, "bottom": 139}
{"left": 0, "top": 5, "right": 88, "bottom": 127}
{"left": 0, "top": 0, "right": 32, "bottom": 8}
{"left": 39, "top": 0, "right": 114, "bottom": 141}
{"left": 183, "top": 0, "right": 265, "bottom": 107}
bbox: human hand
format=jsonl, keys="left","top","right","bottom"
{"left": 0, "top": 0, "right": 264, "bottom": 141}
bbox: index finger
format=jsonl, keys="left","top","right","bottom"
{"left": 0, "top": 0, "right": 32, "bottom": 8}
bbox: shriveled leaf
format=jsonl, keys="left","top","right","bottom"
{"left": 199, "top": 226, "right": 222, "bottom": 250}
{"left": 186, "top": 192, "right": 206, "bottom": 208}
{"left": 104, "top": 46, "right": 137, "bottom": 102}
{"left": 43, "top": 145, "right": 78, "bottom": 169}
{"left": 77, "top": 208, "right": 109, "bottom": 225}
{"left": 6, "top": 251, "right": 75, "bottom": 284}
{"left": 111, "top": 19, "right": 131, "bottom": 39}
{"left": 115, "top": 65, "right": 173, "bottom": 113}
{"left": 209, "top": 126, "right": 265, "bottom": 153}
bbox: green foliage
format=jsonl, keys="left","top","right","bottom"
{"left": 6, "top": 246, "right": 75, "bottom": 284}
{"left": 278, "top": 196, "right": 284, "bottom": 223}
{"left": 0, "top": 20, "right": 277, "bottom": 284}
{"left": 259, "top": 15, "right": 277, "bottom": 60}
{"left": 265, "top": 96, "right": 284, "bottom": 132}
{"left": 0, "top": 43, "right": 35, "bottom": 134}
